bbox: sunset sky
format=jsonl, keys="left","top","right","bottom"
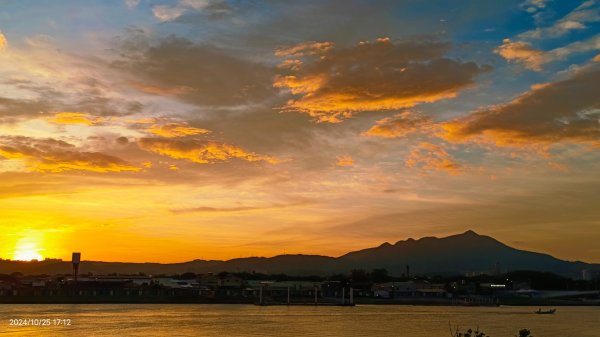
{"left": 1, "top": 0, "right": 599, "bottom": 263}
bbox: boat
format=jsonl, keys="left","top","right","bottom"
{"left": 535, "top": 308, "right": 556, "bottom": 314}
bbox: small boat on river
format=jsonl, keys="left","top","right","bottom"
{"left": 535, "top": 308, "right": 556, "bottom": 314}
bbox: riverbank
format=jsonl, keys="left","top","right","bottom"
{"left": 1, "top": 296, "right": 598, "bottom": 306}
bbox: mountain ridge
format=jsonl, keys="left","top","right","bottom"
{"left": 1, "top": 230, "right": 597, "bottom": 277}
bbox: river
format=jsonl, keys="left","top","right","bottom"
{"left": 1, "top": 304, "right": 598, "bottom": 336}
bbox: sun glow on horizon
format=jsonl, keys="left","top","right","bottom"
{"left": 12, "top": 249, "right": 43, "bottom": 261}
{"left": 11, "top": 235, "right": 45, "bottom": 261}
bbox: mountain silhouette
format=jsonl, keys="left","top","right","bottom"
{"left": 1, "top": 230, "right": 597, "bottom": 277}
{"left": 337, "top": 230, "right": 594, "bottom": 276}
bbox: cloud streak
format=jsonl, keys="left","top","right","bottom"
{"left": 138, "top": 138, "right": 279, "bottom": 164}
{"left": 518, "top": 0, "right": 600, "bottom": 40}
{"left": 362, "top": 111, "right": 433, "bottom": 138}
{"left": 495, "top": 34, "right": 600, "bottom": 71}
{"left": 145, "top": 122, "right": 210, "bottom": 138}
{"left": 49, "top": 112, "right": 104, "bottom": 126}
{"left": 405, "top": 142, "right": 462, "bottom": 175}
{"left": 170, "top": 199, "right": 311, "bottom": 214}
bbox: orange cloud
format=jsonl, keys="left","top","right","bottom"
{"left": 0, "top": 136, "right": 139, "bottom": 173}
{"left": 494, "top": 39, "right": 546, "bottom": 71}
{"left": 277, "top": 59, "right": 303, "bottom": 71}
{"left": 138, "top": 138, "right": 279, "bottom": 164}
{"left": 32, "top": 160, "right": 139, "bottom": 173}
{"left": 362, "top": 111, "right": 433, "bottom": 138}
{"left": 0, "top": 31, "right": 6, "bottom": 49}
{"left": 274, "top": 37, "right": 490, "bottom": 122}
{"left": 275, "top": 41, "right": 334, "bottom": 57}
{"left": 405, "top": 142, "right": 461, "bottom": 175}
{"left": 146, "top": 122, "right": 210, "bottom": 138}
{"left": 530, "top": 82, "right": 551, "bottom": 91}
{"left": 440, "top": 68, "right": 600, "bottom": 147}
{"left": 49, "top": 112, "right": 104, "bottom": 126}
{"left": 335, "top": 155, "right": 354, "bottom": 167}
{"left": 273, "top": 75, "right": 326, "bottom": 95}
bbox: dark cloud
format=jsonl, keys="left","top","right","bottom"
{"left": 0, "top": 136, "right": 139, "bottom": 173}
{"left": 0, "top": 80, "right": 143, "bottom": 120}
{"left": 274, "top": 37, "right": 491, "bottom": 122}
{"left": 184, "top": 0, "right": 521, "bottom": 57}
{"left": 443, "top": 67, "right": 600, "bottom": 146}
{"left": 116, "top": 136, "right": 129, "bottom": 145}
{"left": 0, "top": 96, "right": 53, "bottom": 119}
{"left": 113, "top": 34, "right": 277, "bottom": 107}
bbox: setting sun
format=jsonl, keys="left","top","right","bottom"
{"left": 11, "top": 236, "right": 44, "bottom": 261}
{"left": 12, "top": 249, "right": 43, "bottom": 262}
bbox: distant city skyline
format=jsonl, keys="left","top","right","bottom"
{"left": 1, "top": 0, "right": 599, "bottom": 263}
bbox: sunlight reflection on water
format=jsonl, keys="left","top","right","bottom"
{"left": 1, "top": 304, "right": 599, "bottom": 337}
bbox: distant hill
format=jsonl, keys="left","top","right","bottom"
{"left": 336, "top": 230, "right": 597, "bottom": 277}
{"left": 1, "top": 230, "right": 597, "bottom": 277}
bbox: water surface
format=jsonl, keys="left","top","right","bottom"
{"left": 1, "top": 304, "right": 598, "bottom": 336}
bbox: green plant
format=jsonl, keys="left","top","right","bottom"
{"left": 450, "top": 325, "right": 489, "bottom": 337}
{"left": 455, "top": 328, "right": 489, "bottom": 337}
{"left": 449, "top": 324, "right": 533, "bottom": 337}
{"left": 516, "top": 329, "right": 533, "bottom": 337}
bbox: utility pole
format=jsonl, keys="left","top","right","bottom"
{"left": 72, "top": 252, "right": 81, "bottom": 282}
